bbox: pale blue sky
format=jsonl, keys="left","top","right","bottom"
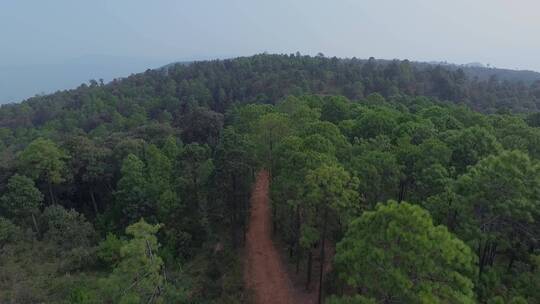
{"left": 1, "top": 0, "right": 539, "bottom": 102}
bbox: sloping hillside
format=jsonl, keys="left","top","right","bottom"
{"left": 2, "top": 54, "right": 540, "bottom": 133}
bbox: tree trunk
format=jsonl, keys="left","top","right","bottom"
{"left": 448, "top": 210, "right": 458, "bottom": 231}
{"left": 90, "top": 189, "right": 98, "bottom": 215}
{"left": 488, "top": 242, "right": 498, "bottom": 266}
{"left": 398, "top": 179, "right": 406, "bottom": 203}
{"left": 289, "top": 207, "right": 295, "bottom": 258}
{"left": 242, "top": 193, "right": 248, "bottom": 246}
{"left": 478, "top": 242, "right": 489, "bottom": 280}
{"left": 31, "top": 213, "right": 40, "bottom": 235}
{"left": 295, "top": 205, "right": 301, "bottom": 274}
{"left": 529, "top": 244, "right": 536, "bottom": 272}
{"left": 231, "top": 174, "right": 238, "bottom": 248}
{"left": 289, "top": 242, "right": 294, "bottom": 258}
{"left": 48, "top": 180, "right": 56, "bottom": 205}
{"left": 306, "top": 249, "right": 313, "bottom": 291}
{"left": 318, "top": 208, "right": 328, "bottom": 304}
{"left": 230, "top": 212, "right": 237, "bottom": 248}
{"left": 507, "top": 251, "right": 515, "bottom": 273}
{"left": 193, "top": 174, "right": 199, "bottom": 206}
{"left": 296, "top": 248, "right": 301, "bottom": 274}
{"left": 269, "top": 139, "right": 273, "bottom": 179}
{"left": 272, "top": 204, "right": 277, "bottom": 235}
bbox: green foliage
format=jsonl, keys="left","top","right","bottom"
{"left": 0, "top": 174, "right": 43, "bottom": 229}
{"left": 305, "top": 163, "right": 359, "bottom": 216}
{"left": 231, "top": 95, "right": 539, "bottom": 302}
{"left": 161, "top": 135, "right": 182, "bottom": 160}
{"left": 365, "top": 93, "right": 386, "bottom": 105}
{"left": 97, "top": 233, "right": 124, "bottom": 267}
{"left": 42, "top": 205, "right": 97, "bottom": 271}
{"left": 453, "top": 150, "right": 540, "bottom": 242}
{"left": 115, "top": 154, "right": 150, "bottom": 224}
{"left": 18, "top": 138, "right": 68, "bottom": 185}
{"left": 276, "top": 95, "right": 320, "bottom": 130}
{"left": 427, "top": 150, "right": 540, "bottom": 301}
{"left": 303, "top": 121, "right": 350, "bottom": 159}
{"left": 42, "top": 205, "right": 96, "bottom": 248}
{"left": 335, "top": 201, "right": 476, "bottom": 303}
{"left": 214, "top": 127, "right": 255, "bottom": 247}
{"left": 353, "top": 107, "right": 399, "bottom": 139}
{"left": 444, "top": 126, "right": 501, "bottom": 173}
{"left": 18, "top": 137, "right": 68, "bottom": 204}
{"left": 0, "top": 54, "right": 539, "bottom": 302}
{"left": 350, "top": 149, "right": 400, "bottom": 206}
{"left": 254, "top": 112, "right": 291, "bottom": 172}
{"left": 230, "top": 103, "right": 275, "bottom": 134}
{"left": 320, "top": 96, "right": 350, "bottom": 124}
{"left": 326, "top": 295, "right": 377, "bottom": 304}
{"left": 0, "top": 217, "right": 21, "bottom": 246}
{"left": 69, "top": 285, "right": 100, "bottom": 304}
{"left": 99, "top": 219, "right": 166, "bottom": 303}
{"left": 145, "top": 144, "right": 175, "bottom": 215}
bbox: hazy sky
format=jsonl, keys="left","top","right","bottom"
{"left": 1, "top": 0, "right": 539, "bottom": 69}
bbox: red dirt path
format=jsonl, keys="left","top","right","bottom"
{"left": 244, "top": 170, "right": 314, "bottom": 304}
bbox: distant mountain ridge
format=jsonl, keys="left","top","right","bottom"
{"left": 164, "top": 56, "right": 540, "bottom": 84}
{"left": 424, "top": 61, "right": 540, "bottom": 84}
{"left": 456, "top": 66, "right": 540, "bottom": 84}
{"left": 368, "top": 58, "right": 540, "bottom": 84}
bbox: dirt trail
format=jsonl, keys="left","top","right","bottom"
{"left": 244, "top": 170, "right": 314, "bottom": 304}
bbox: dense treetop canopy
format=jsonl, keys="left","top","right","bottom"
{"left": 0, "top": 54, "right": 539, "bottom": 303}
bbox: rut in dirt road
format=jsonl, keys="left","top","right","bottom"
{"left": 244, "top": 170, "right": 313, "bottom": 304}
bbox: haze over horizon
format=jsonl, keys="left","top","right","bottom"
{"left": 1, "top": 0, "right": 539, "bottom": 103}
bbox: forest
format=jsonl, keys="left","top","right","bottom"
{"left": 0, "top": 54, "right": 539, "bottom": 303}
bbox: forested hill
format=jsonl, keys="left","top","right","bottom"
{"left": 2, "top": 54, "right": 540, "bottom": 132}
{"left": 1, "top": 53, "right": 540, "bottom": 303}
